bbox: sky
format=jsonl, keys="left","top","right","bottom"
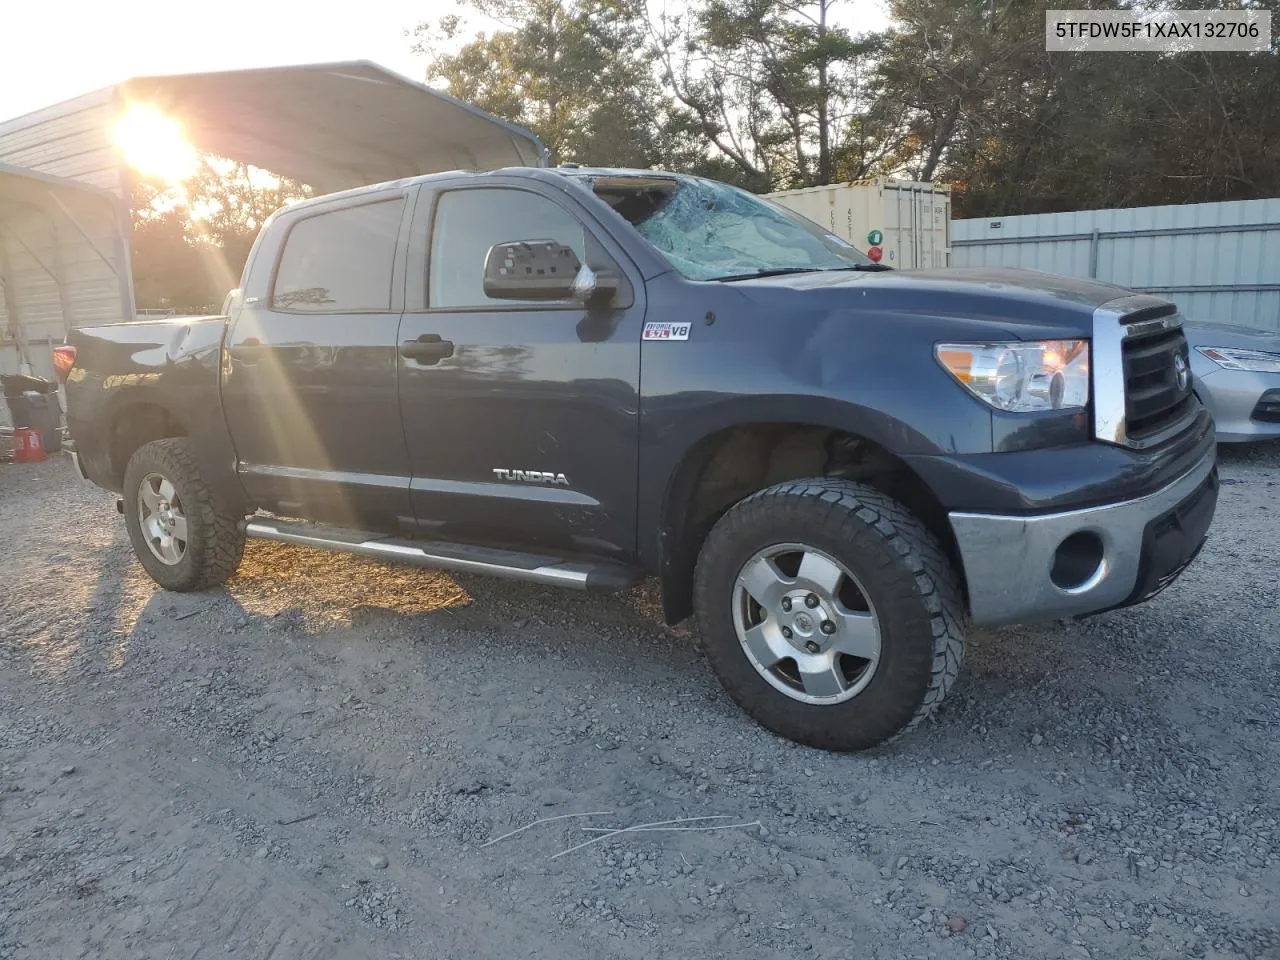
{"left": 3, "top": 0, "right": 892, "bottom": 124}
{"left": 1, "top": 0, "right": 438, "bottom": 122}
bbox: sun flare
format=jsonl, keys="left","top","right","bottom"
{"left": 115, "top": 106, "right": 199, "bottom": 184}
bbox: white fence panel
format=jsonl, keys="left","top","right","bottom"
{"left": 952, "top": 198, "right": 1280, "bottom": 333}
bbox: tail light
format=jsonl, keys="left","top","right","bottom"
{"left": 53, "top": 344, "right": 77, "bottom": 382}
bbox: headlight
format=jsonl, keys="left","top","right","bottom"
{"left": 936, "top": 340, "right": 1090, "bottom": 412}
{"left": 1195, "top": 346, "right": 1280, "bottom": 374}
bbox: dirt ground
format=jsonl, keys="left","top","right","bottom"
{"left": 2, "top": 447, "right": 1278, "bottom": 960}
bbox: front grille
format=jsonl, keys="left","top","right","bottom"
{"left": 1121, "top": 324, "right": 1195, "bottom": 444}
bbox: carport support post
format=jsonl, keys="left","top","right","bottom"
{"left": 1087, "top": 229, "right": 1100, "bottom": 279}
{"left": 113, "top": 198, "right": 136, "bottom": 323}
{"left": 0, "top": 233, "right": 33, "bottom": 374}
{"left": 50, "top": 219, "right": 76, "bottom": 334}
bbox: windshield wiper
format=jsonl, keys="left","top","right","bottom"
{"left": 713, "top": 267, "right": 825, "bottom": 282}
{"left": 714, "top": 264, "right": 892, "bottom": 282}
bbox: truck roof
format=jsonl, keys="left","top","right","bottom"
{"left": 280, "top": 165, "right": 697, "bottom": 213}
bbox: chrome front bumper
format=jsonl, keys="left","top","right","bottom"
{"left": 950, "top": 448, "right": 1217, "bottom": 627}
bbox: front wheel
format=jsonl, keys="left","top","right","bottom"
{"left": 122, "top": 438, "right": 245, "bottom": 591}
{"left": 693, "top": 479, "right": 966, "bottom": 751}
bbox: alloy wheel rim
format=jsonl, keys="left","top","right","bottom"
{"left": 732, "top": 542, "right": 881, "bottom": 705}
{"left": 137, "top": 472, "right": 189, "bottom": 565}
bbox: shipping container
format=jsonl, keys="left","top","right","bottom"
{"left": 952, "top": 198, "right": 1280, "bottom": 333}
{"left": 767, "top": 179, "right": 952, "bottom": 269}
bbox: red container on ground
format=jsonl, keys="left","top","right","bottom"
{"left": 12, "top": 427, "right": 46, "bottom": 463}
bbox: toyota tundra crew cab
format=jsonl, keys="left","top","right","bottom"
{"left": 61, "top": 168, "right": 1219, "bottom": 751}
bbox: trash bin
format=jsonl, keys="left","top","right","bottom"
{"left": 1, "top": 374, "right": 62, "bottom": 454}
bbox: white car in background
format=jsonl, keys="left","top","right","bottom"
{"left": 1184, "top": 323, "right": 1280, "bottom": 442}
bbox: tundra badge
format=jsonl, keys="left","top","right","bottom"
{"left": 492, "top": 468, "right": 571, "bottom": 486}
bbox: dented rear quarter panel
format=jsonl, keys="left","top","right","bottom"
{"left": 66, "top": 317, "right": 246, "bottom": 509}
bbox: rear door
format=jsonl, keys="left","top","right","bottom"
{"left": 396, "top": 179, "right": 645, "bottom": 560}
{"left": 220, "top": 191, "right": 414, "bottom": 530}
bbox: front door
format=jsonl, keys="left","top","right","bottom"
{"left": 396, "top": 181, "right": 644, "bottom": 560}
{"left": 220, "top": 192, "right": 414, "bottom": 530}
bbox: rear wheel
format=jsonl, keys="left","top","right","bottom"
{"left": 123, "top": 438, "right": 245, "bottom": 591}
{"left": 693, "top": 478, "right": 965, "bottom": 751}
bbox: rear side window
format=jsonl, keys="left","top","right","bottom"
{"left": 428, "top": 188, "right": 586, "bottom": 308}
{"left": 272, "top": 199, "right": 405, "bottom": 313}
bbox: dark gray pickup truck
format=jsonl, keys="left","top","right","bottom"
{"left": 60, "top": 167, "right": 1218, "bottom": 750}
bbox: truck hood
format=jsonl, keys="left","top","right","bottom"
{"left": 731, "top": 266, "right": 1147, "bottom": 340}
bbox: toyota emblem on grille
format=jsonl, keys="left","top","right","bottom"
{"left": 1173, "top": 352, "right": 1190, "bottom": 392}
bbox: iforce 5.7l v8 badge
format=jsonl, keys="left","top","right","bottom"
{"left": 643, "top": 322, "right": 692, "bottom": 341}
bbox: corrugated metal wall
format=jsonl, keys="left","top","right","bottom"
{"left": 0, "top": 89, "right": 127, "bottom": 198}
{"left": 0, "top": 89, "right": 133, "bottom": 399}
{"left": 1, "top": 205, "right": 126, "bottom": 336}
{"left": 952, "top": 198, "right": 1280, "bottom": 333}
{"left": 0, "top": 171, "right": 132, "bottom": 388}
{"left": 0, "top": 84, "right": 135, "bottom": 395}
{"left": 0, "top": 344, "right": 55, "bottom": 381}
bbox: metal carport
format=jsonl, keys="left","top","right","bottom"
{"left": 0, "top": 60, "right": 549, "bottom": 200}
{"left": 0, "top": 60, "right": 548, "bottom": 430}
{"left": 0, "top": 163, "right": 132, "bottom": 392}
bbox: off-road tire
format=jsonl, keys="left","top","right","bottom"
{"left": 123, "top": 438, "right": 245, "bottom": 591}
{"left": 693, "top": 478, "right": 966, "bottom": 751}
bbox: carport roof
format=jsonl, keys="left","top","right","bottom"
{"left": 119, "top": 61, "right": 549, "bottom": 192}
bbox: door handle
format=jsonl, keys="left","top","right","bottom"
{"left": 400, "top": 333, "right": 454, "bottom": 364}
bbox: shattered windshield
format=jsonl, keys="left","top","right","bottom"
{"left": 583, "top": 175, "right": 873, "bottom": 280}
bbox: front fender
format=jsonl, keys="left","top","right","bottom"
{"left": 636, "top": 394, "right": 941, "bottom": 622}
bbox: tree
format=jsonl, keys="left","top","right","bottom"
{"left": 870, "top": 0, "right": 1052, "bottom": 185}
{"left": 651, "top": 0, "right": 888, "bottom": 189}
{"left": 416, "top": 0, "right": 698, "bottom": 168}
{"left": 130, "top": 202, "right": 211, "bottom": 314}
{"left": 873, "top": 0, "right": 1280, "bottom": 216}
{"left": 130, "top": 160, "right": 308, "bottom": 313}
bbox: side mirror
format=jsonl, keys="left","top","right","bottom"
{"left": 483, "top": 240, "right": 621, "bottom": 305}
{"left": 483, "top": 240, "right": 582, "bottom": 301}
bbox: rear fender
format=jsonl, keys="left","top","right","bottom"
{"left": 66, "top": 318, "right": 246, "bottom": 512}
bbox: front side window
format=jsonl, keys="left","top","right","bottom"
{"left": 583, "top": 175, "right": 872, "bottom": 281}
{"left": 428, "top": 188, "right": 587, "bottom": 308}
{"left": 272, "top": 199, "right": 405, "bottom": 312}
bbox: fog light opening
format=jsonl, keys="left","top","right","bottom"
{"left": 1051, "top": 531, "right": 1105, "bottom": 592}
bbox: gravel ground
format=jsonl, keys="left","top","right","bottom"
{"left": 2, "top": 447, "right": 1278, "bottom": 960}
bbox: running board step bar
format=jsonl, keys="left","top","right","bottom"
{"left": 242, "top": 519, "right": 643, "bottom": 593}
